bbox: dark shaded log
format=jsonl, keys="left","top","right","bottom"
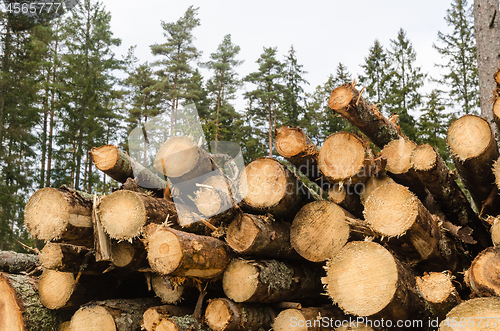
{"left": 0, "top": 272, "right": 68, "bottom": 331}
{"left": 439, "top": 297, "right": 500, "bottom": 330}
{"left": 0, "top": 251, "right": 39, "bottom": 274}
{"left": 24, "top": 187, "right": 93, "bottom": 246}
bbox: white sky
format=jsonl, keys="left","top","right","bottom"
{"left": 103, "top": 0, "right": 454, "bottom": 111}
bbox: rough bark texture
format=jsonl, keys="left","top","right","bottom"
{"left": 69, "top": 298, "right": 160, "bottom": 331}
{"left": 474, "top": 0, "right": 500, "bottom": 130}
{"left": 222, "top": 258, "right": 323, "bottom": 303}
{"left": 273, "top": 307, "right": 345, "bottom": 331}
{"left": 225, "top": 213, "right": 300, "bottom": 259}
{"left": 439, "top": 297, "right": 500, "bottom": 330}
{"left": 465, "top": 246, "right": 500, "bottom": 297}
{"left": 24, "top": 187, "right": 93, "bottom": 246}
{"left": 0, "top": 272, "right": 68, "bottom": 331}
{"left": 142, "top": 305, "right": 193, "bottom": 331}
{"left": 0, "top": 251, "right": 39, "bottom": 274}
{"left": 145, "top": 224, "right": 234, "bottom": 279}
{"left": 237, "top": 157, "right": 312, "bottom": 220}
{"left": 205, "top": 298, "right": 275, "bottom": 331}
{"left": 416, "top": 271, "right": 461, "bottom": 320}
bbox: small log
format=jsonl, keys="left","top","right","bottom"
{"left": 273, "top": 307, "right": 345, "bottom": 331}
{"left": 438, "top": 297, "right": 500, "bottom": 330}
{"left": 0, "top": 251, "right": 39, "bottom": 274}
{"left": 110, "top": 239, "right": 148, "bottom": 269}
{"left": 90, "top": 144, "right": 166, "bottom": 194}
{"left": 359, "top": 173, "right": 395, "bottom": 204}
{"left": 322, "top": 241, "right": 426, "bottom": 322}
{"left": 194, "top": 174, "right": 237, "bottom": 222}
{"left": 142, "top": 305, "right": 192, "bottom": 331}
{"left": 447, "top": 114, "right": 500, "bottom": 215}
{"left": 24, "top": 187, "right": 93, "bottom": 246}
{"left": 68, "top": 298, "right": 160, "bottom": 331}
{"left": 149, "top": 315, "right": 210, "bottom": 331}
{"left": 236, "top": 157, "right": 312, "bottom": 219}
{"left": 151, "top": 274, "right": 185, "bottom": 304}
{"left": 0, "top": 272, "right": 67, "bottom": 331}
{"left": 327, "top": 183, "right": 364, "bottom": 218}
{"left": 465, "top": 246, "right": 500, "bottom": 297}
{"left": 145, "top": 225, "right": 233, "bottom": 278}
{"left": 58, "top": 321, "right": 71, "bottom": 331}
{"left": 225, "top": 213, "right": 300, "bottom": 259}
{"left": 99, "top": 190, "right": 177, "bottom": 241}
{"left": 318, "top": 132, "right": 385, "bottom": 184}
{"left": 328, "top": 82, "right": 401, "bottom": 148}
{"left": 416, "top": 271, "right": 461, "bottom": 320}
{"left": 205, "top": 298, "right": 275, "bottom": 331}
{"left": 39, "top": 242, "right": 108, "bottom": 274}
{"left": 290, "top": 200, "right": 351, "bottom": 262}
{"left": 222, "top": 258, "right": 323, "bottom": 303}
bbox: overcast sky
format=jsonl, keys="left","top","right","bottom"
{"left": 103, "top": 0, "right": 455, "bottom": 111}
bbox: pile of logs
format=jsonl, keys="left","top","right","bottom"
{"left": 4, "top": 77, "right": 500, "bottom": 331}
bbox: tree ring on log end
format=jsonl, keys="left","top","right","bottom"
{"left": 380, "top": 138, "right": 416, "bottom": 174}
{"left": 416, "top": 272, "right": 454, "bottom": 303}
{"left": 69, "top": 305, "right": 117, "bottom": 331}
{"left": 273, "top": 309, "right": 308, "bottom": 331}
{"left": 91, "top": 145, "right": 119, "bottom": 171}
{"left": 154, "top": 136, "right": 200, "bottom": 177}
{"left": 410, "top": 144, "right": 437, "bottom": 171}
{"left": 468, "top": 247, "right": 500, "bottom": 296}
{"left": 147, "top": 230, "right": 182, "bottom": 275}
{"left": 225, "top": 214, "right": 260, "bottom": 253}
{"left": 324, "top": 241, "right": 398, "bottom": 316}
{"left": 275, "top": 128, "right": 308, "bottom": 158}
{"left": 447, "top": 115, "right": 493, "bottom": 162}
{"left": 222, "top": 259, "right": 259, "bottom": 303}
{"left": 363, "top": 183, "right": 418, "bottom": 237}
{"left": 205, "top": 299, "right": 233, "bottom": 331}
{"left": 328, "top": 85, "right": 355, "bottom": 110}
{"left": 39, "top": 270, "right": 75, "bottom": 310}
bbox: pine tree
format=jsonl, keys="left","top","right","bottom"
{"left": 281, "top": 45, "right": 308, "bottom": 127}
{"left": 150, "top": 6, "right": 201, "bottom": 136}
{"left": 359, "top": 39, "right": 390, "bottom": 114}
{"left": 244, "top": 47, "right": 284, "bottom": 157}
{"left": 202, "top": 34, "right": 243, "bottom": 145}
{"left": 434, "top": 0, "right": 478, "bottom": 115}
{"left": 385, "top": 29, "right": 425, "bottom": 141}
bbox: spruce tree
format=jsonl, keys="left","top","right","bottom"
{"left": 281, "top": 45, "right": 308, "bottom": 127}
{"left": 434, "top": 0, "right": 478, "bottom": 115}
{"left": 385, "top": 29, "right": 425, "bottom": 141}
{"left": 244, "top": 47, "right": 284, "bottom": 157}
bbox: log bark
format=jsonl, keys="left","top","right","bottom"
{"left": 447, "top": 114, "right": 500, "bottom": 215}
{"left": 225, "top": 213, "right": 300, "bottom": 259}
{"left": 39, "top": 242, "right": 108, "bottom": 274}
{"left": 142, "top": 305, "right": 193, "bottom": 331}
{"left": 327, "top": 183, "right": 364, "bottom": 218}
{"left": 290, "top": 200, "right": 351, "bottom": 262}
{"left": 0, "top": 272, "right": 68, "bottom": 331}
{"left": 438, "top": 297, "right": 500, "bottom": 330}
{"left": 273, "top": 307, "right": 345, "bottom": 331}
{"left": 90, "top": 145, "right": 166, "bottom": 195}
{"left": 222, "top": 258, "right": 323, "bottom": 303}
{"left": 205, "top": 298, "right": 275, "bottom": 331}
{"left": 416, "top": 271, "right": 461, "bottom": 320}
{"left": 145, "top": 225, "right": 233, "bottom": 279}
{"left": 236, "top": 157, "right": 312, "bottom": 219}
{"left": 275, "top": 125, "right": 328, "bottom": 188}
{"left": 99, "top": 190, "right": 177, "bottom": 241}
{"left": 318, "top": 132, "right": 385, "bottom": 185}
{"left": 24, "top": 187, "right": 93, "bottom": 246}
{"left": 322, "top": 241, "right": 426, "bottom": 322}
{"left": 0, "top": 251, "right": 39, "bottom": 274}
{"left": 465, "top": 246, "right": 500, "bottom": 297}
{"left": 68, "top": 298, "right": 160, "bottom": 331}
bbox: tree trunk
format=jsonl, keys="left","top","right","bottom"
{"left": 415, "top": 271, "right": 461, "bottom": 320}
{"left": 0, "top": 272, "right": 68, "bottom": 331}
{"left": 323, "top": 241, "right": 426, "bottom": 323}
{"left": 225, "top": 213, "right": 300, "bottom": 259}
{"left": 142, "top": 305, "right": 193, "bottom": 331}
{"left": 39, "top": 243, "right": 108, "bottom": 274}
{"left": 447, "top": 114, "right": 500, "bottom": 216}
{"left": 439, "top": 297, "right": 500, "bottom": 330}
{"left": 290, "top": 200, "right": 351, "bottom": 262}
{"left": 144, "top": 225, "right": 233, "bottom": 279}
{"left": 222, "top": 258, "right": 323, "bottom": 303}
{"left": 236, "top": 157, "right": 312, "bottom": 219}
{"left": 99, "top": 190, "right": 177, "bottom": 241}
{"left": 24, "top": 187, "right": 93, "bottom": 246}
{"left": 465, "top": 246, "right": 500, "bottom": 297}
{"left": 68, "top": 298, "right": 160, "bottom": 331}
{"left": 205, "top": 298, "right": 275, "bottom": 331}
{"left": 273, "top": 307, "right": 345, "bottom": 331}
{"left": 0, "top": 251, "right": 39, "bottom": 274}
{"left": 474, "top": 0, "right": 500, "bottom": 130}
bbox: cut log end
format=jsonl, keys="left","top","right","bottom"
{"left": 328, "top": 184, "right": 347, "bottom": 204}
{"left": 323, "top": 241, "right": 398, "bottom": 317}
{"left": 363, "top": 183, "right": 418, "bottom": 237}
{"left": 411, "top": 143, "right": 437, "bottom": 171}
{"left": 154, "top": 136, "right": 202, "bottom": 177}
{"left": 204, "top": 299, "right": 233, "bottom": 331}
{"left": 493, "top": 157, "right": 500, "bottom": 190}
{"left": 491, "top": 219, "right": 500, "bottom": 246}
{"left": 447, "top": 115, "right": 493, "bottom": 162}
{"left": 275, "top": 126, "right": 310, "bottom": 158}
{"left": 151, "top": 274, "right": 184, "bottom": 304}
{"left": 39, "top": 270, "right": 75, "bottom": 310}
{"left": 381, "top": 137, "right": 416, "bottom": 174}
{"left": 328, "top": 84, "right": 355, "bottom": 110}
{"left": 68, "top": 306, "right": 116, "bottom": 331}
{"left": 0, "top": 274, "right": 24, "bottom": 331}
{"left": 90, "top": 145, "right": 119, "bottom": 172}
{"left": 225, "top": 214, "right": 261, "bottom": 253}
{"left": 39, "top": 242, "right": 65, "bottom": 270}
{"left": 222, "top": 259, "right": 258, "bottom": 303}
{"left": 147, "top": 229, "right": 183, "bottom": 275}
{"left": 416, "top": 272, "right": 455, "bottom": 304}
{"left": 318, "top": 132, "right": 366, "bottom": 183}
{"left": 110, "top": 241, "right": 135, "bottom": 268}
{"left": 439, "top": 297, "right": 500, "bottom": 330}
{"left": 467, "top": 247, "right": 500, "bottom": 296}
{"left": 359, "top": 174, "right": 394, "bottom": 204}
{"left": 273, "top": 309, "right": 309, "bottom": 331}
{"left": 493, "top": 98, "right": 500, "bottom": 124}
